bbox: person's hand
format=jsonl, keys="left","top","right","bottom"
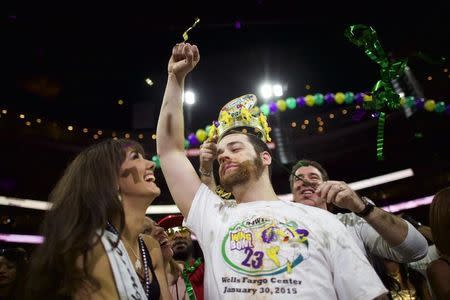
{"left": 316, "top": 180, "right": 365, "bottom": 213}
{"left": 168, "top": 43, "right": 200, "bottom": 80}
{"left": 199, "top": 140, "right": 217, "bottom": 173}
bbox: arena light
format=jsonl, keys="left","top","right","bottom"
{"left": 260, "top": 83, "right": 273, "bottom": 99}
{"left": 272, "top": 84, "right": 283, "bottom": 97}
{"left": 184, "top": 90, "right": 196, "bottom": 105}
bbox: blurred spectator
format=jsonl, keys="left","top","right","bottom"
{"left": 372, "top": 255, "right": 432, "bottom": 300}
{"left": 427, "top": 187, "right": 450, "bottom": 300}
{"left": 0, "top": 247, "right": 28, "bottom": 300}
{"left": 158, "top": 215, "right": 204, "bottom": 300}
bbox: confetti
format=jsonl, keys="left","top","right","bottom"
{"left": 182, "top": 18, "right": 200, "bottom": 41}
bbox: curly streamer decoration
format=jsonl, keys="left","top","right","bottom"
{"left": 182, "top": 18, "right": 200, "bottom": 41}
{"left": 345, "top": 24, "right": 407, "bottom": 160}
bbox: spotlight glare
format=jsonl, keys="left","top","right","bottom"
{"left": 67, "top": 125, "right": 74, "bottom": 131}
{"left": 184, "top": 91, "right": 196, "bottom": 105}
{"left": 260, "top": 83, "right": 273, "bottom": 99}
{"left": 273, "top": 84, "right": 283, "bottom": 97}
{"left": 145, "top": 78, "right": 154, "bottom": 86}
{"left": 36, "top": 118, "right": 42, "bottom": 123}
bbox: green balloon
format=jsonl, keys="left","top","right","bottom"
{"left": 345, "top": 92, "right": 354, "bottom": 104}
{"left": 406, "top": 96, "right": 415, "bottom": 107}
{"left": 435, "top": 101, "right": 446, "bottom": 113}
{"left": 184, "top": 139, "right": 190, "bottom": 149}
{"left": 151, "top": 155, "right": 161, "bottom": 168}
{"left": 286, "top": 97, "right": 297, "bottom": 109}
{"left": 205, "top": 125, "right": 212, "bottom": 134}
{"left": 314, "top": 93, "right": 324, "bottom": 105}
{"left": 260, "top": 104, "right": 270, "bottom": 116}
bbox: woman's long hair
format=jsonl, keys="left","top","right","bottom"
{"left": 430, "top": 186, "right": 450, "bottom": 256}
{"left": 25, "top": 138, "right": 144, "bottom": 299}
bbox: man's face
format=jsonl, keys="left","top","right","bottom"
{"left": 167, "top": 226, "right": 194, "bottom": 261}
{"left": 217, "top": 133, "right": 265, "bottom": 191}
{"left": 292, "top": 165, "right": 326, "bottom": 209}
{"left": 0, "top": 256, "right": 17, "bottom": 286}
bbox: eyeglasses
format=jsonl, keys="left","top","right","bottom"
{"left": 165, "top": 226, "right": 190, "bottom": 239}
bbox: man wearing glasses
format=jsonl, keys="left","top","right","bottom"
{"left": 158, "top": 214, "right": 204, "bottom": 300}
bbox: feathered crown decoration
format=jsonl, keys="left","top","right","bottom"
{"left": 207, "top": 94, "right": 272, "bottom": 142}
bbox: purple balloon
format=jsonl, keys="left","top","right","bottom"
{"left": 445, "top": 104, "right": 450, "bottom": 116}
{"left": 269, "top": 102, "right": 278, "bottom": 113}
{"left": 415, "top": 98, "right": 425, "bottom": 110}
{"left": 296, "top": 96, "right": 306, "bottom": 107}
{"left": 188, "top": 133, "right": 200, "bottom": 148}
{"left": 213, "top": 120, "right": 220, "bottom": 127}
{"left": 354, "top": 92, "right": 364, "bottom": 104}
{"left": 325, "top": 93, "right": 335, "bottom": 104}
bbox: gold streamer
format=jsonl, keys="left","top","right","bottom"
{"left": 182, "top": 18, "right": 200, "bottom": 41}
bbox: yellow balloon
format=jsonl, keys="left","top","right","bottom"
{"left": 424, "top": 99, "right": 436, "bottom": 112}
{"left": 363, "top": 94, "right": 373, "bottom": 102}
{"left": 305, "top": 95, "right": 315, "bottom": 107}
{"left": 196, "top": 129, "right": 207, "bottom": 142}
{"left": 400, "top": 97, "right": 406, "bottom": 105}
{"left": 335, "top": 92, "right": 345, "bottom": 104}
{"left": 276, "top": 99, "right": 287, "bottom": 112}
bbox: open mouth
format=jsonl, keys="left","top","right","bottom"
{"left": 144, "top": 173, "right": 155, "bottom": 183}
{"left": 299, "top": 188, "right": 315, "bottom": 196}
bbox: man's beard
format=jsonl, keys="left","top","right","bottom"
{"left": 173, "top": 243, "right": 194, "bottom": 261}
{"left": 220, "top": 157, "right": 264, "bottom": 192}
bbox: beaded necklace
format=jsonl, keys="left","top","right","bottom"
{"left": 106, "top": 222, "right": 151, "bottom": 299}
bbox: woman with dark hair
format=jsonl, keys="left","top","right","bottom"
{"left": 371, "top": 255, "right": 432, "bottom": 300}
{"left": 427, "top": 186, "right": 450, "bottom": 300}
{"left": 0, "top": 247, "right": 28, "bottom": 299}
{"left": 25, "top": 138, "right": 171, "bottom": 299}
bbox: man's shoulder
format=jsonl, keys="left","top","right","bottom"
{"left": 280, "top": 200, "right": 345, "bottom": 222}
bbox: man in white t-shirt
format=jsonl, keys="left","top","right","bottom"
{"left": 289, "top": 159, "right": 428, "bottom": 263}
{"left": 156, "top": 42, "right": 387, "bottom": 299}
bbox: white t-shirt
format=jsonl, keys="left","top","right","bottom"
{"left": 336, "top": 212, "right": 428, "bottom": 263}
{"left": 185, "top": 184, "right": 387, "bottom": 300}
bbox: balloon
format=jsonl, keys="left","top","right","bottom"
{"left": 286, "top": 97, "right": 297, "bottom": 109}
{"left": 399, "top": 97, "right": 406, "bottom": 105}
{"left": 335, "top": 92, "right": 345, "bottom": 104}
{"left": 188, "top": 133, "right": 200, "bottom": 148}
{"left": 362, "top": 94, "right": 372, "bottom": 102}
{"left": 205, "top": 125, "right": 212, "bottom": 134}
{"left": 151, "top": 155, "right": 160, "bottom": 168}
{"left": 296, "top": 96, "right": 306, "bottom": 107}
{"left": 184, "top": 139, "right": 190, "bottom": 149}
{"left": 196, "top": 129, "right": 207, "bottom": 142}
{"left": 276, "top": 99, "right": 287, "bottom": 111}
{"left": 305, "top": 95, "right": 315, "bottom": 107}
{"left": 415, "top": 98, "right": 425, "bottom": 110}
{"left": 260, "top": 104, "right": 270, "bottom": 116}
{"left": 424, "top": 99, "right": 436, "bottom": 112}
{"left": 344, "top": 92, "right": 354, "bottom": 104}
{"left": 435, "top": 101, "right": 446, "bottom": 113}
{"left": 325, "top": 93, "right": 335, "bottom": 104}
{"left": 314, "top": 93, "right": 324, "bottom": 106}
{"left": 269, "top": 102, "right": 278, "bottom": 114}
{"left": 354, "top": 93, "right": 364, "bottom": 104}
{"left": 405, "top": 96, "right": 415, "bottom": 107}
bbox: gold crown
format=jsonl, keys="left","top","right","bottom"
{"left": 208, "top": 94, "right": 272, "bottom": 142}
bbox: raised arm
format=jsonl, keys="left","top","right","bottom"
{"left": 156, "top": 43, "right": 201, "bottom": 217}
{"left": 318, "top": 180, "right": 428, "bottom": 262}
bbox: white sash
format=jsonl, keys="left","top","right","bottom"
{"left": 100, "top": 230, "right": 147, "bottom": 299}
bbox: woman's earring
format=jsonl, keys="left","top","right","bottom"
{"left": 117, "top": 191, "right": 122, "bottom": 202}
